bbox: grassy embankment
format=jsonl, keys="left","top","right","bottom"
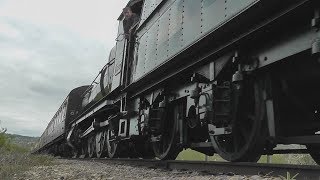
{"left": 0, "top": 133, "right": 54, "bottom": 179}
{"left": 177, "top": 148, "right": 317, "bottom": 165}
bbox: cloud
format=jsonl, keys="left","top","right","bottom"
{"left": 0, "top": 22, "right": 20, "bottom": 39}
{"left": 0, "top": 116, "right": 46, "bottom": 137}
{"left": 0, "top": 0, "right": 128, "bottom": 136}
{"left": 0, "top": 0, "right": 127, "bottom": 42}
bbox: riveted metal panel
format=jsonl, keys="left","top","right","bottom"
{"left": 225, "top": 0, "right": 258, "bottom": 19}
{"left": 145, "top": 20, "right": 159, "bottom": 72}
{"left": 156, "top": 10, "right": 170, "bottom": 65}
{"left": 202, "top": 0, "right": 226, "bottom": 34}
{"left": 140, "top": 0, "right": 153, "bottom": 23}
{"left": 134, "top": 31, "right": 149, "bottom": 81}
{"left": 137, "top": 10, "right": 160, "bottom": 40}
{"left": 140, "top": 0, "right": 149, "bottom": 23}
{"left": 168, "top": 0, "right": 183, "bottom": 59}
{"left": 134, "top": 0, "right": 262, "bottom": 83}
{"left": 154, "top": 20, "right": 161, "bottom": 67}
{"left": 182, "top": 0, "right": 202, "bottom": 47}
{"left": 139, "top": 0, "right": 164, "bottom": 27}
{"left": 134, "top": 0, "right": 175, "bottom": 82}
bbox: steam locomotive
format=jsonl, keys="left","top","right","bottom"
{"left": 34, "top": 0, "right": 320, "bottom": 163}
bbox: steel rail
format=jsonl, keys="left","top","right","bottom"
{"left": 71, "top": 158, "right": 320, "bottom": 179}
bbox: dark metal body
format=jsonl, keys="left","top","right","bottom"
{"left": 36, "top": 0, "right": 320, "bottom": 164}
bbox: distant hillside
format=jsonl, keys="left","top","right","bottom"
{"left": 6, "top": 134, "right": 39, "bottom": 150}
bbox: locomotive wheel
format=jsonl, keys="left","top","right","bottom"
{"left": 87, "top": 135, "right": 96, "bottom": 158}
{"left": 152, "top": 104, "right": 182, "bottom": 160}
{"left": 106, "top": 128, "right": 119, "bottom": 158}
{"left": 210, "top": 80, "right": 267, "bottom": 162}
{"left": 95, "top": 130, "right": 108, "bottom": 158}
{"left": 307, "top": 144, "right": 320, "bottom": 165}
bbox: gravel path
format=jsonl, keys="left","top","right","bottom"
{"left": 14, "top": 159, "right": 281, "bottom": 180}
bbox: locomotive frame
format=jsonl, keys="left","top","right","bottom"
{"left": 35, "top": 0, "right": 320, "bottom": 164}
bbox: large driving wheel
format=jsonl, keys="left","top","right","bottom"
{"left": 210, "top": 79, "right": 267, "bottom": 162}
{"left": 87, "top": 135, "right": 96, "bottom": 158}
{"left": 152, "top": 104, "right": 182, "bottom": 160}
{"left": 95, "top": 130, "right": 108, "bottom": 158}
{"left": 106, "top": 127, "right": 119, "bottom": 158}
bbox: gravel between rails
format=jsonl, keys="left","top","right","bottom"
{"left": 14, "top": 159, "right": 281, "bottom": 180}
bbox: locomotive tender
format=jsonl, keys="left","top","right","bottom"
{"left": 35, "top": 0, "right": 320, "bottom": 163}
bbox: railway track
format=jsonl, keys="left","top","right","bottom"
{"left": 72, "top": 158, "right": 320, "bottom": 179}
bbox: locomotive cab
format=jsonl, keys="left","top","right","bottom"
{"left": 113, "top": 0, "right": 143, "bottom": 88}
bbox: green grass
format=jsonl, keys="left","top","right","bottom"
{"left": 258, "top": 154, "right": 287, "bottom": 164}
{"left": 177, "top": 148, "right": 316, "bottom": 165}
{"left": 0, "top": 133, "right": 54, "bottom": 180}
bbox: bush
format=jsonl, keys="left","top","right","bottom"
{"left": 0, "top": 133, "right": 54, "bottom": 180}
{"left": 0, "top": 133, "right": 28, "bottom": 153}
{"left": 0, "top": 152, "right": 54, "bottom": 180}
{"left": 0, "top": 133, "right": 7, "bottom": 148}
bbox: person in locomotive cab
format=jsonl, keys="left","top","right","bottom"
{"left": 122, "top": 6, "right": 139, "bottom": 39}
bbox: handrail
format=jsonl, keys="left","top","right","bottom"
{"left": 81, "top": 63, "right": 108, "bottom": 97}
{"left": 116, "top": 33, "right": 126, "bottom": 42}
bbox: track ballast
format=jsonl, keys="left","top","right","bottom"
{"left": 72, "top": 158, "right": 320, "bottom": 179}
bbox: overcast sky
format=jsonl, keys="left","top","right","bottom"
{"left": 0, "top": 0, "right": 128, "bottom": 137}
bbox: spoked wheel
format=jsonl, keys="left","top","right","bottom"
{"left": 307, "top": 144, "right": 320, "bottom": 165}
{"left": 95, "top": 130, "right": 108, "bottom": 158}
{"left": 87, "top": 135, "right": 96, "bottom": 158}
{"left": 210, "top": 79, "right": 267, "bottom": 162}
{"left": 106, "top": 128, "right": 119, "bottom": 158}
{"left": 152, "top": 104, "right": 182, "bottom": 160}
